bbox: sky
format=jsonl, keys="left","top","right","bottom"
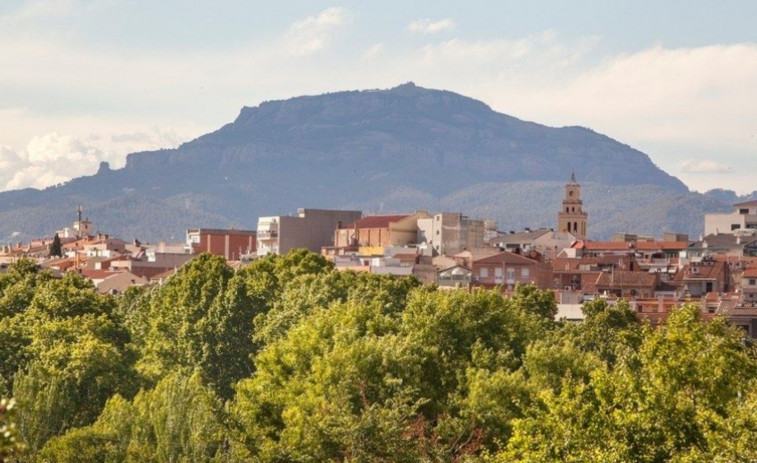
{"left": 1, "top": 0, "right": 756, "bottom": 194}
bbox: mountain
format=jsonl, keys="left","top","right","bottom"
{"left": 0, "top": 83, "right": 740, "bottom": 243}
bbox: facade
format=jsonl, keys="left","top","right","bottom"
{"left": 332, "top": 211, "right": 431, "bottom": 256}
{"left": 437, "top": 264, "right": 473, "bottom": 289}
{"left": 417, "top": 212, "right": 496, "bottom": 256}
{"left": 704, "top": 200, "right": 757, "bottom": 236}
{"left": 186, "top": 228, "right": 256, "bottom": 260}
{"left": 489, "top": 228, "right": 576, "bottom": 259}
{"left": 740, "top": 266, "right": 757, "bottom": 305}
{"left": 557, "top": 173, "right": 588, "bottom": 240}
{"left": 593, "top": 270, "right": 660, "bottom": 299}
{"left": 257, "top": 208, "right": 362, "bottom": 256}
{"left": 673, "top": 257, "right": 729, "bottom": 298}
{"left": 471, "top": 251, "right": 553, "bottom": 290}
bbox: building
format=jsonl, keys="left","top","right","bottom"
{"left": 471, "top": 251, "right": 553, "bottom": 291}
{"left": 489, "top": 228, "right": 576, "bottom": 259}
{"left": 685, "top": 234, "right": 757, "bottom": 259}
{"left": 557, "top": 173, "right": 588, "bottom": 240}
{"left": 673, "top": 256, "right": 730, "bottom": 298}
{"left": 257, "top": 208, "right": 362, "bottom": 256}
{"left": 417, "top": 212, "right": 496, "bottom": 256}
{"left": 331, "top": 211, "right": 430, "bottom": 256}
{"left": 593, "top": 270, "right": 660, "bottom": 299}
{"left": 186, "top": 228, "right": 256, "bottom": 260}
{"left": 704, "top": 200, "right": 757, "bottom": 236}
{"left": 57, "top": 204, "right": 93, "bottom": 239}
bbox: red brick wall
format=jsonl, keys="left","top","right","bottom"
{"left": 199, "top": 232, "right": 256, "bottom": 260}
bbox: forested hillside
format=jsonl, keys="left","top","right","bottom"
{"left": 0, "top": 83, "right": 732, "bottom": 243}
{"left": 2, "top": 252, "right": 757, "bottom": 462}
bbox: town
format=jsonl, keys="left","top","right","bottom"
{"left": 3, "top": 174, "right": 757, "bottom": 334}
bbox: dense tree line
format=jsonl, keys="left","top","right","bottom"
{"left": 1, "top": 250, "right": 757, "bottom": 462}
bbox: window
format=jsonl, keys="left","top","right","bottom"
{"left": 480, "top": 268, "right": 489, "bottom": 278}
{"left": 732, "top": 224, "right": 741, "bottom": 230}
{"left": 506, "top": 268, "right": 515, "bottom": 281}
{"left": 495, "top": 267, "right": 503, "bottom": 277}
{"left": 521, "top": 268, "right": 530, "bottom": 278}
{"left": 740, "top": 208, "right": 749, "bottom": 214}
{"left": 750, "top": 279, "right": 756, "bottom": 286}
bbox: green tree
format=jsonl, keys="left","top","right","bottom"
{"left": 39, "top": 372, "right": 226, "bottom": 463}
{"left": 0, "top": 397, "right": 22, "bottom": 463}
{"left": 49, "top": 233, "right": 63, "bottom": 258}
{"left": 501, "top": 303, "right": 757, "bottom": 462}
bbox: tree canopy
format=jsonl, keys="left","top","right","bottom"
{"left": 1, "top": 252, "right": 756, "bottom": 462}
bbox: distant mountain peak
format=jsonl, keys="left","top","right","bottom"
{"left": 0, "top": 84, "right": 704, "bottom": 242}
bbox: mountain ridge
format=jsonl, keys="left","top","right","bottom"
{"left": 0, "top": 83, "right": 749, "bottom": 243}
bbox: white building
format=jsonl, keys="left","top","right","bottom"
{"left": 704, "top": 200, "right": 757, "bottom": 236}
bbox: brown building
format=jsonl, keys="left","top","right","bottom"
{"left": 471, "top": 251, "right": 553, "bottom": 290}
{"left": 332, "top": 211, "right": 431, "bottom": 255}
{"left": 673, "top": 257, "right": 730, "bottom": 298}
{"left": 593, "top": 270, "right": 660, "bottom": 299}
{"left": 186, "top": 228, "right": 256, "bottom": 260}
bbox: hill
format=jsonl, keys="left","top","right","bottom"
{"left": 0, "top": 83, "right": 740, "bottom": 242}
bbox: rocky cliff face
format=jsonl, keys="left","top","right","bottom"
{"left": 0, "top": 83, "right": 729, "bottom": 242}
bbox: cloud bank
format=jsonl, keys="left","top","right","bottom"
{"left": 1, "top": 5, "right": 755, "bottom": 194}
{"left": 407, "top": 18, "right": 455, "bottom": 34}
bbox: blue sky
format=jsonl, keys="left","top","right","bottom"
{"left": 1, "top": 0, "right": 755, "bottom": 193}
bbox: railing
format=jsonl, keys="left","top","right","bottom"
{"left": 257, "top": 230, "right": 278, "bottom": 239}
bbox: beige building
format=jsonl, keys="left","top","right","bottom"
{"left": 417, "top": 212, "right": 496, "bottom": 256}
{"left": 332, "top": 211, "right": 431, "bottom": 256}
{"left": 257, "top": 208, "right": 362, "bottom": 256}
{"left": 704, "top": 200, "right": 757, "bottom": 236}
{"left": 557, "top": 173, "right": 588, "bottom": 240}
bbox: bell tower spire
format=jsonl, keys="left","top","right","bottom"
{"left": 558, "top": 173, "right": 588, "bottom": 240}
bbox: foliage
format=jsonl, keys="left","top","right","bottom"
{"left": 0, "top": 397, "right": 22, "bottom": 462}
{"left": 6, "top": 251, "right": 757, "bottom": 462}
{"left": 49, "top": 233, "right": 63, "bottom": 258}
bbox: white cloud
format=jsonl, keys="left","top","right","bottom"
{"left": 283, "top": 7, "right": 348, "bottom": 55}
{"left": 1, "top": 7, "right": 756, "bottom": 195}
{"left": 680, "top": 160, "right": 731, "bottom": 174}
{"left": 362, "top": 43, "right": 384, "bottom": 59}
{"left": 0, "top": 129, "right": 186, "bottom": 191}
{"left": 406, "top": 18, "right": 455, "bottom": 34}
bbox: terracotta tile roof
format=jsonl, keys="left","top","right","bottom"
{"left": 551, "top": 255, "right": 633, "bottom": 272}
{"left": 79, "top": 269, "right": 118, "bottom": 280}
{"left": 743, "top": 267, "right": 757, "bottom": 278}
{"left": 346, "top": 214, "right": 408, "bottom": 229}
{"left": 474, "top": 251, "right": 540, "bottom": 266}
{"left": 583, "top": 241, "right": 633, "bottom": 251}
{"left": 634, "top": 241, "right": 689, "bottom": 250}
{"left": 551, "top": 257, "right": 580, "bottom": 271}
{"left": 673, "top": 261, "right": 726, "bottom": 281}
{"left": 595, "top": 270, "right": 658, "bottom": 288}
{"left": 581, "top": 240, "right": 688, "bottom": 251}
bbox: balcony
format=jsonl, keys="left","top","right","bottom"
{"left": 257, "top": 230, "right": 278, "bottom": 239}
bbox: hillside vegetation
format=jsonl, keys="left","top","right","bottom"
{"left": 2, "top": 251, "right": 757, "bottom": 462}
{"left": 0, "top": 83, "right": 746, "bottom": 242}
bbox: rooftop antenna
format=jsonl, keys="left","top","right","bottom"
{"left": 570, "top": 170, "right": 577, "bottom": 183}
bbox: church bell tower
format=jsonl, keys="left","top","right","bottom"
{"left": 558, "top": 173, "right": 588, "bottom": 240}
